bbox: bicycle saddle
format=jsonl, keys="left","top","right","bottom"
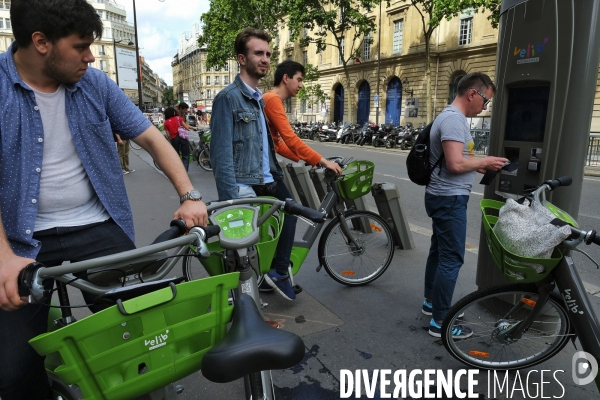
{"left": 201, "top": 293, "right": 305, "bottom": 383}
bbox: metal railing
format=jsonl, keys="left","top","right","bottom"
{"left": 470, "top": 130, "right": 600, "bottom": 167}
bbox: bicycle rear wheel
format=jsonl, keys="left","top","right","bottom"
{"left": 442, "top": 284, "right": 571, "bottom": 370}
{"left": 130, "top": 141, "right": 142, "bottom": 150}
{"left": 198, "top": 148, "right": 212, "bottom": 171}
{"left": 318, "top": 210, "right": 394, "bottom": 286}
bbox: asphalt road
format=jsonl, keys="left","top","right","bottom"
{"left": 114, "top": 139, "right": 600, "bottom": 399}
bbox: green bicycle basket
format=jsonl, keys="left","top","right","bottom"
{"left": 200, "top": 201, "right": 284, "bottom": 276}
{"left": 29, "top": 273, "right": 239, "bottom": 400}
{"left": 481, "top": 199, "right": 563, "bottom": 283}
{"left": 337, "top": 160, "right": 375, "bottom": 200}
{"left": 202, "top": 130, "right": 211, "bottom": 143}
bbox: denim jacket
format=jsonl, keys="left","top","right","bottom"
{"left": 210, "top": 74, "right": 283, "bottom": 200}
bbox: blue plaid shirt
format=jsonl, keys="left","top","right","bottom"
{"left": 0, "top": 43, "right": 152, "bottom": 258}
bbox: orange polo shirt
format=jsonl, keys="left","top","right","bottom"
{"left": 263, "top": 91, "right": 323, "bottom": 166}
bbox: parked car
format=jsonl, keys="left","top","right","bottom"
{"left": 187, "top": 114, "right": 198, "bottom": 127}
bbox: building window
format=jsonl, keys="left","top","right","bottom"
{"left": 459, "top": 10, "right": 473, "bottom": 46}
{"left": 206, "top": 76, "right": 210, "bottom": 85}
{"left": 206, "top": 90, "right": 212, "bottom": 99}
{"left": 98, "top": 45, "right": 105, "bottom": 56}
{"left": 302, "top": 50, "right": 308, "bottom": 66}
{"left": 224, "top": 76, "right": 230, "bottom": 85}
{"left": 339, "top": 38, "right": 344, "bottom": 65}
{"left": 300, "top": 100, "right": 306, "bottom": 113}
{"left": 285, "top": 97, "right": 292, "bottom": 113}
{"left": 215, "top": 76, "right": 220, "bottom": 85}
{"left": 448, "top": 72, "right": 466, "bottom": 104}
{"left": 99, "top": 60, "right": 107, "bottom": 71}
{"left": 0, "top": 20, "right": 3, "bottom": 29}
{"left": 363, "top": 34, "right": 371, "bottom": 60}
{"left": 97, "top": 11, "right": 103, "bottom": 19}
{"left": 224, "top": 63, "right": 229, "bottom": 72}
{"left": 5, "top": 18, "right": 10, "bottom": 29}
{"left": 393, "top": 19, "right": 404, "bottom": 54}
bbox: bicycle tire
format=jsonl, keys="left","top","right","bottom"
{"left": 441, "top": 284, "right": 571, "bottom": 370}
{"left": 129, "top": 141, "right": 142, "bottom": 150}
{"left": 318, "top": 210, "right": 394, "bottom": 286}
{"left": 198, "top": 148, "right": 212, "bottom": 171}
{"left": 181, "top": 246, "right": 211, "bottom": 281}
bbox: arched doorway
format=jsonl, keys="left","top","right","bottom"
{"left": 357, "top": 81, "right": 370, "bottom": 125}
{"left": 333, "top": 85, "right": 344, "bottom": 124}
{"left": 385, "top": 77, "right": 402, "bottom": 125}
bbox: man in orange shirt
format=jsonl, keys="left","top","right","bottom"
{"left": 263, "top": 61, "right": 343, "bottom": 174}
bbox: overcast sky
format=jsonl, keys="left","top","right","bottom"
{"left": 118, "top": 0, "right": 210, "bottom": 86}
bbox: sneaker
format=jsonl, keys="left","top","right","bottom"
{"left": 122, "top": 170, "right": 130, "bottom": 175}
{"left": 264, "top": 270, "right": 296, "bottom": 301}
{"left": 258, "top": 277, "right": 274, "bottom": 292}
{"left": 429, "top": 318, "right": 472, "bottom": 339}
{"left": 422, "top": 299, "right": 464, "bottom": 318}
{"left": 127, "top": 169, "right": 135, "bottom": 173}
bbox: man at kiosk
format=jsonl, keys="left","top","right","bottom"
{"left": 421, "top": 72, "right": 508, "bottom": 338}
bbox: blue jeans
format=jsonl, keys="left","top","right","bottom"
{"left": 424, "top": 193, "right": 469, "bottom": 321}
{"left": 0, "top": 220, "right": 135, "bottom": 400}
{"left": 252, "top": 180, "right": 297, "bottom": 275}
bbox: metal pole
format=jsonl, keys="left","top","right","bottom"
{"left": 375, "top": 0, "right": 381, "bottom": 125}
{"left": 113, "top": 39, "right": 119, "bottom": 87}
{"left": 133, "top": 0, "right": 143, "bottom": 111}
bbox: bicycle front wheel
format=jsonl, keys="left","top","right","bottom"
{"left": 198, "top": 148, "right": 212, "bottom": 171}
{"left": 181, "top": 246, "right": 211, "bottom": 281}
{"left": 129, "top": 141, "right": 142, "bottom": 150}
{"left": 318, "top": 211, "right": 394, "bottom": 286}
{"left": 442, "top": 284, "right": 571, "bottom": 370}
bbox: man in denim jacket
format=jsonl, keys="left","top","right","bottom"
{"left": 210, "top": 28, "right": 297, "bottom": 301}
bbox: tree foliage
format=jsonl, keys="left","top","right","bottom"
{"left": 162, "top": 86, "right": 174, "bottom": 106}
{"left": 285, "top": 0, "right": 383, "bottom": 123}
{"left": 198, "top": 0, "right": 284, "bottom": 69}
{"left": 297, "top": 64, "right": 329, "bottom": 108}
{"left": 409, "top": 0, "right": 501, "bottom": 121}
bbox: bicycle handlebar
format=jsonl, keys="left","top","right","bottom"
{"left": 545, "top": 176, "right": 572, "bottom": 190}
{"left": 283, "top": 198, "right": 326, "bottom": 223}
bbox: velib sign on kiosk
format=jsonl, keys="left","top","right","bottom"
{"left": 476, "top": 0, "right": 600, "bottom": 287}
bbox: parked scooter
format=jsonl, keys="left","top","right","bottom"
{"left": 318, "top": 122, "right": 338, "bottom": 142}
{"left": 371, "top": 124, "right": 386, "bottom": 147}
{"left": 356, "top": 122, "right": 372, "bottom": 146}
{"left": 337, "top": 122, "right": 360, "bottom": 144}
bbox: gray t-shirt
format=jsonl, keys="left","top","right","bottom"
{"left": 426, "top": 105, "right": 475, "bottom": 196}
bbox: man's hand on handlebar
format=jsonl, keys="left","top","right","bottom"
{"left": 0, "top": 254, "right": 34, "bottom": 311}
{"left": 319, "top": 158, "right": 343, "bottom": 175}
{"left": 174, "top": 200, "right": 208, "bottom": 229}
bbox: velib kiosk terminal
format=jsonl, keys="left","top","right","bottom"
{"left": 476, "top": 0, "right": 600, "bottom": 287}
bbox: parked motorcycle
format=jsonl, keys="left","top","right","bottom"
{"left": 337, "top": 122, "right": 360, "bottom": 144}
{"left": 356, "top": 123, "right": 373, "bottom": 146}
{"left": 371, "top": 124, "right": 386, "bottom": 147}
{"left": 318, "top": 122, "right": 338, "bottom": 142}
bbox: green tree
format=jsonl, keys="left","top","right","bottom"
{"left": 297, "top": 64, "right": 329, "bottom": 118}
{"left": 409, "top": 0, "right": 501, "bottom": 121}
{"left": 162, "top": 86, "right": 174, "bottom": 106}
{"left": 198, "top": 0, "right": 284, "bottom": 69}
{"left": 286, "top": 0, "right": 382, "bottom": 124}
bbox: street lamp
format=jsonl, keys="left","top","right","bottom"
{"left": 112, "top": 39, "right": 134, "bottom": 87}
{"left": 132, "top": 0, "right": 144, "bottom": 111}
{"left": 402, "top": 77, "right": 414, "bottom": 98}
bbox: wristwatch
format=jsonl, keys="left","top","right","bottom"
{"left": 180, "top": 189, "right": 203, "bottom": 204}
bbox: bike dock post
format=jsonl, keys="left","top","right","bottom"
{"left": 308, "top": 167, "right": 327, "bottom": 201}
{"left": 371, "top": 183, "right": 415, "bottom": 249}
{"left": 277, "top": 158, "right": 301, "bottom": 202}
{"left": 286, "top": 162, "right": 321, "bottom": 210}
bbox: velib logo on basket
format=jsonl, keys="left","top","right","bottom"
{"left": 573, "top": 351, "right": 599, "bottom": 386}
{"left": 145, "top": 329, "right": 169, "bottom": 351}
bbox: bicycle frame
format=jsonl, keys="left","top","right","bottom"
{"left": 289, "top": 169, "right": 364, "bottom": 276}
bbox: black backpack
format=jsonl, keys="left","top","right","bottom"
{"left": 406, "top": 122, "right": 444, "bottom": 186}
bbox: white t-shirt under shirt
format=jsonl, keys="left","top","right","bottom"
{"left": 426, "top": 105, "right": 476, "bottom": 197}
{"left": 33, "top": 84, "right": 110, "bottom": 232}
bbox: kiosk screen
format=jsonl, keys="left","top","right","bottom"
{"left": 505, "top": 85, "right": 550, "bottom": 142}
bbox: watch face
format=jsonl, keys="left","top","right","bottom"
{"left": 190, "top": 189, "right": 202, "bottom": 200}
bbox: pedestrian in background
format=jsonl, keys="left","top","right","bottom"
{"left": 115, "top": 133, "right": 134, "bottom": 174}
{"left": 164, "top": 105, "right": 196, "bottom": 172}
{"left": 422, "top": 72, "right": 507, "bottom": 339}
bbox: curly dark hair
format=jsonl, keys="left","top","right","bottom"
{"left": 11, "top": 0, "right": 103, "bottom": 47}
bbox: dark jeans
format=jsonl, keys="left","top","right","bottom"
{"left": 0, "top": 220, "right": 136, "bottom": 400}
{"left": 252, "top": 180, "right": 297, "bottom": 275}
{"left": 171, "top": 136, "right": 190, "bottom": 171}
{"left": 424, "top": 193, "right": 469, "bottom": 321}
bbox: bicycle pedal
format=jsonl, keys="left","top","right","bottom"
{"left": 260, "top": 298, "right": 268, "bottom": 309}
{"left": 293, "top": 284, "right": 303, "bottom": 294}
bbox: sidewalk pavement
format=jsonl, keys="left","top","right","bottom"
{"left": 126, "top": 151, "right": 600, "bottom": 400}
